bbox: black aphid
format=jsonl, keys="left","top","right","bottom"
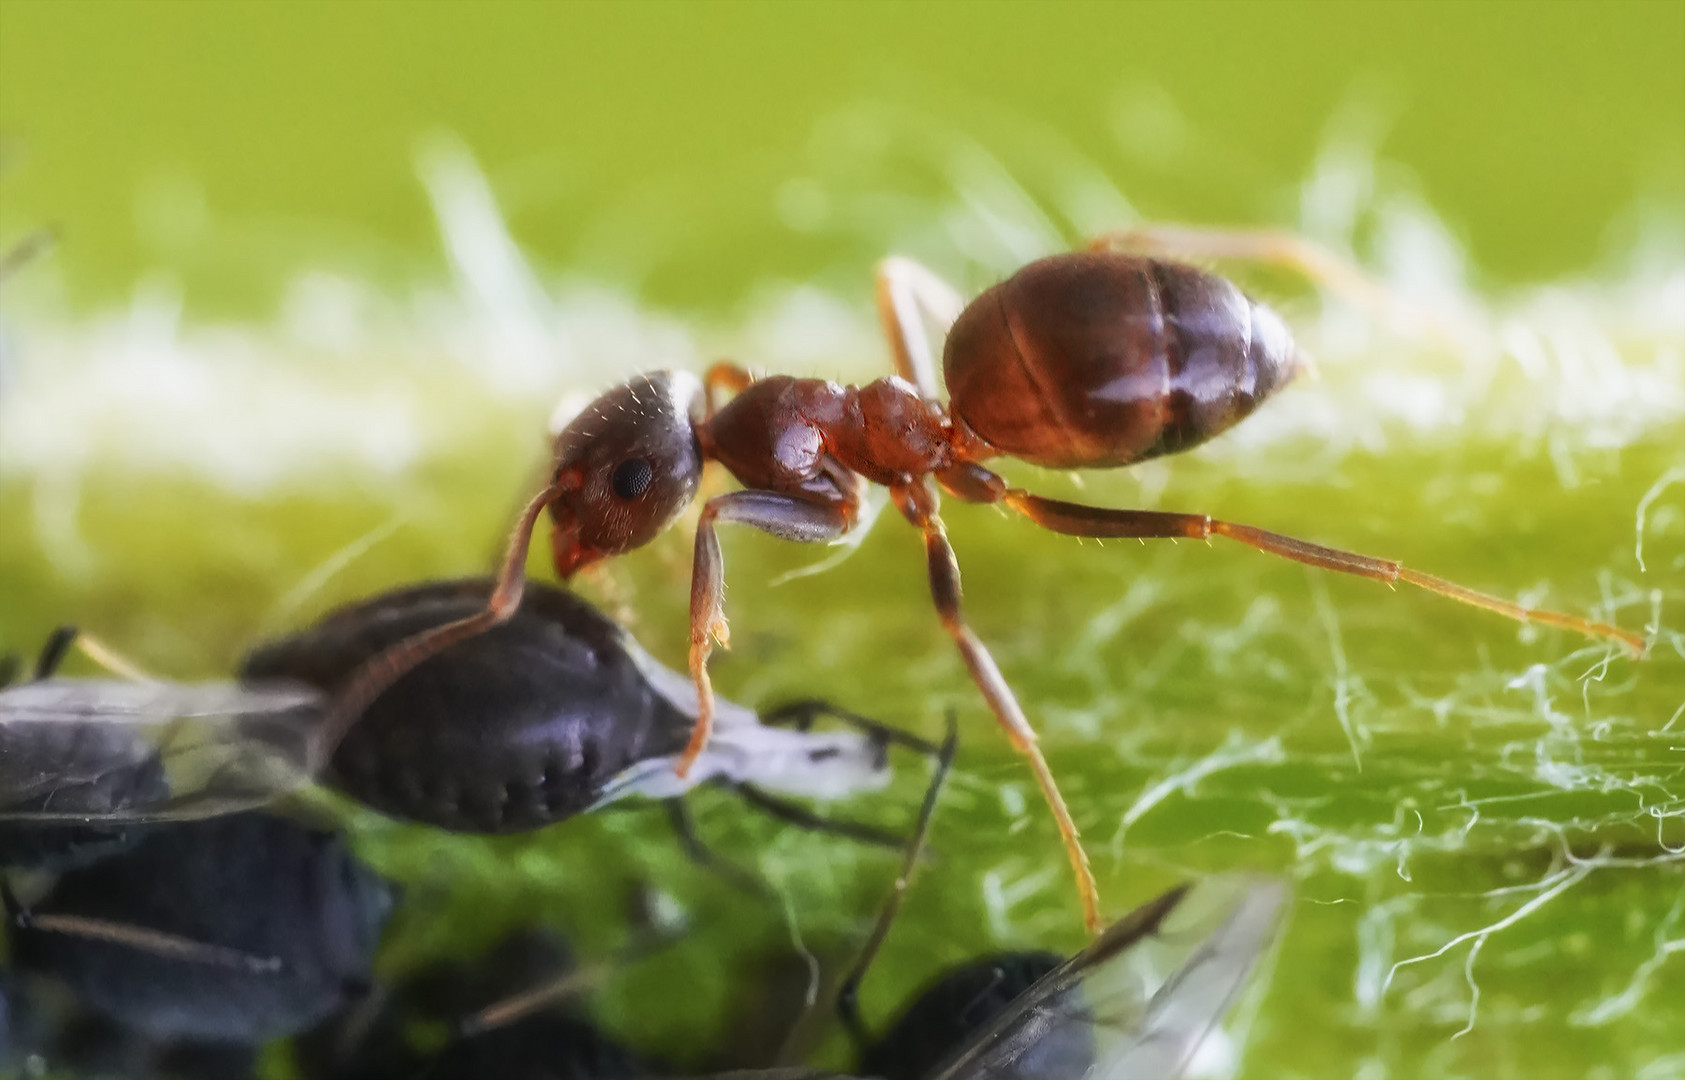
{"left": 0, "top": 626, "right": 327, "bottom": 872}
{"left": 300, "top": 928, "right": 663, "bottom": 1080}
{"left": 241, "top": 579, "right": 922, "bottom": 835}
{"left": 5, "top": 812, "right": 393, "bottom": 1045}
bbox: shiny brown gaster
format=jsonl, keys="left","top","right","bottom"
{"left": 330, "top": 230, "right": 1646, "bottom": 935}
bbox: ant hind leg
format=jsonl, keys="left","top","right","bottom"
{"left": 891, "top": 477, "right": 1103, "bottom": 934}
{"left": 990, "top": 483, "right": 1644, "bottom": 654}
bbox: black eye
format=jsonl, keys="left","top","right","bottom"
{"left": 611, "top": 458, "right": 654, "bottom": 499}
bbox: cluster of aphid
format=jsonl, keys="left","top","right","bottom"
{"left": 1, "top": 233, "right": 1644, "bottom": 1078}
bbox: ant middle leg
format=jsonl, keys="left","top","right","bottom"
{"left": 891, "top": 477, "right": 1103, "bottom": 934}
{"left": 682, "top": 490, "right": 858, "bottom": 777}
{"left": 874, "top": 256, "right": 965, "bottom": 401}
{"left": 960, "top": 476, "right": 1644, "bottom": 654}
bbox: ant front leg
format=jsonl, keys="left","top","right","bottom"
{"left": 875, "top": 256, "right": 965, "bottom": 401}
{"left": 681, "top": 490, "right": 857, "bottom": 777}
{"left": 966, "top": 479, "right": 1645, "bottom": 655}
{"left": 321, "top": 481, "right": 564, "bottom": 756}
{"left": 891, "top": 477, "right": 1102, "bottom": 934}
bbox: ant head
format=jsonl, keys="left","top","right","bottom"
{"left": 547, "top": 371, "right": 705, "bottom": 578}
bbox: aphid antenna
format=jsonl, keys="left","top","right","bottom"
{"left": 454, "top": 917, "right": 689, "bottom": 1039}
{"left": 833, "top": 710, "right": 960, "bottom": 1051}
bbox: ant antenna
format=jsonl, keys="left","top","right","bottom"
{"left": 834, "top": 710, "right": 959, "bottom": 1051}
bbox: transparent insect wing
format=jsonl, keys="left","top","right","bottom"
{"left": 0, "top": 678, "right": 328, "bottom": 823}
{"left": 925, "top": 879, "right": 1287, "bottom": 1080}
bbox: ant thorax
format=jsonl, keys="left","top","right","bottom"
{"left": 707, "top": 373, "right": 952, "bottom": 493}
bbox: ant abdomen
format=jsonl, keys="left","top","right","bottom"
{"left": 943, "top": 251, "right": 1305, "bottom": 469}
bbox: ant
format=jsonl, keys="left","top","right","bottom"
{"left": 332, "top": 235, "right": 1646, "bottom": 935}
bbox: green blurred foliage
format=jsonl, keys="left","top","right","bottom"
{"left": 2, "top": 3, "right": 1683, "bottom": 1079}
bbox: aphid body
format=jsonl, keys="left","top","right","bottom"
{"left": 243, "top": 578, "right": 903, "bottom": 834}
{"left": 6, "top": 812, "right": 393, "bottom": 1044}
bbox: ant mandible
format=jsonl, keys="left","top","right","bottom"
{"left": 333, "top": 230, "right": 1645, "bottom": 935}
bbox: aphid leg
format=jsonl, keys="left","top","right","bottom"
{"left": 835, "top": 711, "right": 959, "bottom": 1049}
{"left": 661, "top": 798, "right": 773, "bottom": 898}
{"left": 4, "top": 887, "right": 283, "bottom": 974}
{"left": 681, "top": 490, "right": 856, "bottom": 777}
{"left": 892, "top": 476, "right": 1102, "bottom": 934}
{"left": 703, "top": 361, "right": 755, "bottom": 418}
{"left": 0, "top": 226, "right": 55, "bottom": 284}
{"left": 321, "top": 481, "right": 563, "bottom": 758}
{"left": 26, "top": 624, "right": 158, "bottom": 683}
{"left": 31, "top": 626, "right": 80, "bottom": 679}
{"left": 993, "top": 486, "right": 1645, "bottom": 655}
{"left": 729, "top": 783, "right": 907, "bottom": 850}
{"left": 875, "top": 256, "right": 965, "bottom": 401}
{"left": 758, "top": 698, "right": 942, "bottom": 758}
{"left": 1088, "top": 224, "right": 1429, "bottom": 337}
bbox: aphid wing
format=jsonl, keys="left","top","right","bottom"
{"left": 927, "top": 880, "right": 1287, "bottom": 1080}
{"left": 0, "top": 678, "right": 327, "bottom": 822}
{"left": 1087, "top": 880, "right": 1288, "bottom": 1080}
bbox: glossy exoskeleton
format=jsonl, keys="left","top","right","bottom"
{"left": 0, "top": 626, "right": 329, "bottom": 869}
{"left": 329, "top": 240, "right": 1642, "bottom": 934}
{"left": 5, "top": 811, "right": 393, "bottom": 1045}
{"left": 242, "top": 578, "right": 924, "bottom": 837}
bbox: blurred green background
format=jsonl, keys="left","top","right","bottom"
{"left": 2, "top": 3, "right": 1683, "bottom": 1079}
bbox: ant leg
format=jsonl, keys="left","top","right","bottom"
{"left": 320, "top": 481, "right": 563, "bottom": 758}
{"left": 703, "top": 362, "right": 755, "bottom": 418}
{"left": 875, "top": 256, "right": 965, "bottom": 401}
{"left": 681, "top": 490, "right": 857, "bottom": 777}
{"left": 661, "top": 799, "right": 771, "bottom": 898}
{"left": 757, "top": 699, "right": 941, "bottom": 757}
{"left": 990, "top": 484, "right": 1645, "bottom": 655}
{"left": 891, "top": 477, "right": 1103, "bottom": 934}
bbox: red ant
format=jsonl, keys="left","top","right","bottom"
{"left": 333, "top": 230, "right": 1645, "bottom": 934}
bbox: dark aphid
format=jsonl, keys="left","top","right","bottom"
{"left": 300, "top": 928, "right": 663, "bottom": 1080}
{"left": 0, "top": 627, "right": 328, "bottom": 851}
{"left": 331, "top": 238, "right": 1643, "bottom": 936}
{"left": 5, "top": 812, "right": 394, "bottom": 1045}
{"left": 824, "top": 709, "right": 1284, "bottom": 1080}
{"left": 921, "top": 878, "right": 1287, "bottom": 1079}
{"left": 241, "top": 578, "right": 921, "bottom": 836}
{"left": 854, "top": 952, "right": 1063, "bottom": 1080}
{"left": 833, "top": 880, "right": 1286, "bottom": 1080}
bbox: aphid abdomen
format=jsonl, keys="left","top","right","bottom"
{"left": 240, "top": 580, "right": 686, "bottom": 833}
{"left": 11, "top": 813, "right": 391, "bottom": 1044}
{"left": 943, "top": 252, "right": 1303, "bottom": 469}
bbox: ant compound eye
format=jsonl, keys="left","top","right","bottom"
{"left": 611, "top": 458, "right": 654, "bottom": 500}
